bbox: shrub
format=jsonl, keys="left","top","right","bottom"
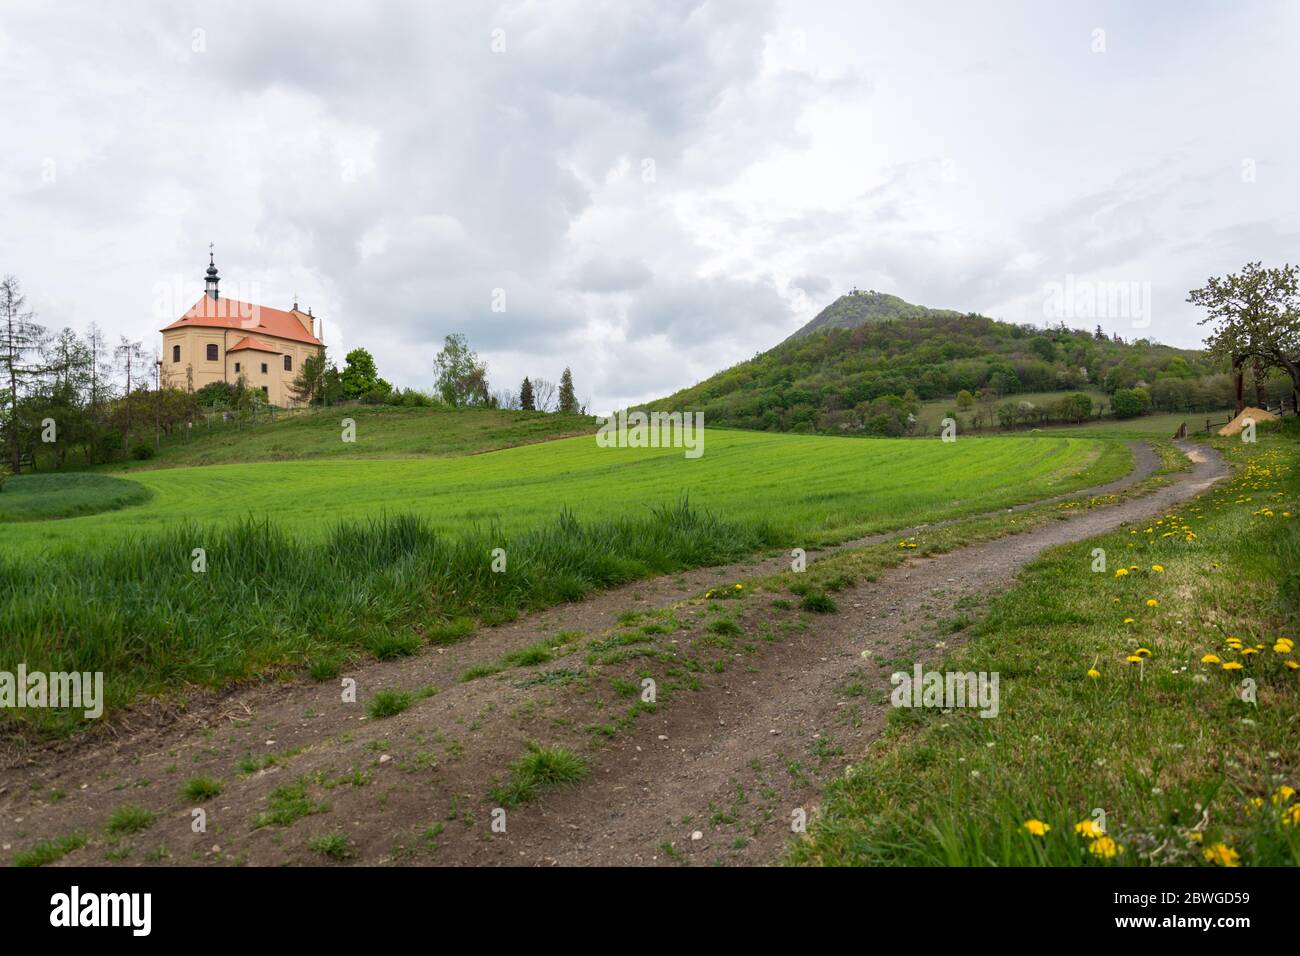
{"left": 1112, "top": 387, "right": 1152, "bottom": 419}
{"left": 130, "top": 442, "right": 155, "bottom": 460}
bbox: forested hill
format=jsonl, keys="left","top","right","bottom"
{"left": 649, "top": 293, "right": 1226, "bottom": 434}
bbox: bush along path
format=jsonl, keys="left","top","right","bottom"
{"left": 2, "top": 437, "right": 1267, "bottom": 868}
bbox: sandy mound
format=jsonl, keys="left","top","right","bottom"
{"left": 1218, "top": 406, "right": 1279, "bottom": 436}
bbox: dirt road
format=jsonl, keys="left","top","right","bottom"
{"left": 0, "top": 442, "right": 1228, "bottom": 867}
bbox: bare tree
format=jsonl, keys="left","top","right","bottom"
{"left": 0, "top": 275, "right": 48, "bottom": 472}
{"left": 532, "top": 377, "right": 558, "bottom": 412}
{"left": 115, "top": 336, "right": 146, "bottom": 449}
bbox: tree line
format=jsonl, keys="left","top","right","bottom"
{"left": 0, "top": 275, "right": 203, "bottom": 473}
{"left": 286, "top": 333, "right": 585, "bottom": 414}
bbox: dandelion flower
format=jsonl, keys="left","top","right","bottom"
{"left": 1126, "top": 655, "right": 1143, "bottom": 664}
{"left": 1089, "top": 836, "right": 1122, "bottom": 859}
{"left": 1222, "top": 661, "right": 1244, "bottom": 671}
{"left": 1087, "top": 668, "right": 1100, "bottom": 679}
{"left": 1284, "top": 805, "right": 1300, "bottom": 828}
{"left": 1202, "top": 843, "right": 1239, "bottom": 867}
{"left": 1123, "top": 617, "right": 1135, "bottom": 625}
{"left": 1273, "top": 786, "right": 1295, "bottom": 806}
{"left": 1074, "top": 819, "right": 1104, "bottom": 840}
{"left": 1146, "top": 599, "right": 1159, "bottom": 607}
{"left": 1285, "top": 660, "right": 1299, "bottom": 670}
{"left": 1200, "top": 654, "right": 1221, "bottom": 664}
{"left": 1151, "top": 565, "right": 1164, "bottom": 573}
{"left": 1114, "top": 568, "right": 1129, "bottom": 578}
{"left": 1023, "top": 819, "right": 1050, "bottom": 837}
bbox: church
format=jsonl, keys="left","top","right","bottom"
{"left": 160, "top": 249, "right": 324, "bottom": 406}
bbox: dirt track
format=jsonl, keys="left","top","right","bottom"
{"left": 0, "top": 442, "right": 1228, "bottom": 867}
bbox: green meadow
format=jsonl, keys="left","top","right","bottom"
{"left": 0, "top": 424, "right": 1128, "bottom": 732}
{"left": 102, "top": 405, "right": 595, "bottom": 472}
{"left": 4, "top": 429, "right": 1126, "bottom": 558}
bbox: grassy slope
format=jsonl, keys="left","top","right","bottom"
{"left": 1032, "top": 409, "right": 1237, "bottom": 439}
{"left": 0, "top": 473, "right": 152, "bottom": 522}
{"left": 103, "top": 405, "right": 595, "bottom": 472}
{"left": 913, "top": 391, "right": 1234, "bottom": 439}
{"left": 791, "top": 426, "right": 1299, "bottom": 867}
{"left": 0, "top": 431, "right": 1127, "bottom": 733}
{"left": 4, "top": 432, "right": 1128, "bottom": 557}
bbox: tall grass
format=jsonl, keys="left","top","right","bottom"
{"left": 0, "top": 498, "right": 775, "bottom": 735}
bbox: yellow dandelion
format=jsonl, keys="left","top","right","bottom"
{"left": 1151, "top": 564, "right": 1164, "bottom": 573}
{"left": 1125, "top": 655, "right": 1143, "bottom": 664}
{"left": 1202, "top": 843, "right": 1239, "bottom": 867}
{"left": 1285, "top": 660, "right": 1299, "bottom": 670}
{"left": 1146, "top": 599, "right": 1159, "bottom": 607}
{"left": 1087, "top": 668, "right": 1100, "bottom": 679}
{"left": 1273, "top": 786, "right": 1295, "bottom": 806}
{"left": 1284, "top": 805, "right": 1300, "bottom": 827}
{"left": 1074, "top": 819, "right": 1104, "bottom": 839}
{"left": 1022, "top": 819, "right": 1050, "bottom": 837}
{"left": 1114, "top": 568, "right": 1129, "bottom": 578}
{"left": 1089, "top": 836, "right": 1122, "bottom": 859}
{"left": 1200, "top": 654, "right": 1221, "bottom": 664}
{"left": 1222, "top": 661, "right": 1244, "bottom": 671}
{"left": 1134, "top": 648, "right": 1152, "bottom": 658}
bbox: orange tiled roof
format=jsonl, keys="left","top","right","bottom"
{"left": 161, "top": 295, "right": 322, "bottom": 346}
{"left": 228, "top": 336, "right": 283, "bottom": 353}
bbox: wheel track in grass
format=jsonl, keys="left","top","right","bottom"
{"left": 0, "top": 441, "right": 1227, "bottom": 868}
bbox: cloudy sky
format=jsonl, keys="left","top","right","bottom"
{"left": 2, "top": 0, "right": 1297, "bottom": 412}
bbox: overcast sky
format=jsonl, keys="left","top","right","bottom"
{"left": 2, "top": 0, "right": 1297, "bottom": 412}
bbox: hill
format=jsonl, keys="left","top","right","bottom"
{"left": 650, "top": 292, "right": 1231, "bottom": 435}
{"left": 785, "top": 289, "right": 963, "bottom": 339}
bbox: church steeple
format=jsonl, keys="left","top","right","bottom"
{"left": 204, "top": 243, "right": 220, "bottom": 299}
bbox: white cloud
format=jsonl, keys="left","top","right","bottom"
{"left": 1, "top": 0, "right": 1297, "bottom": 413}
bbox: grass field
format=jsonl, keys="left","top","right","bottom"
{"left": 0, "top": 427, "right": 1127, "bottom": 733}
{"left": 913, "top": 388, "right": 1233, "bottom": 441}
{"left": 914, "top": 389, "right": 1111, "bottom": 431}
{"left": 791, "top": 425, "right": 1299, "bottom": 866}
{"left": 5, "top": 429, "right": 1127, "bottom": 557}
{"left": 1033, "top": 409, "right": 1236, "bottom": 439}
{"left": 0, "top": 473, "right": 152, "bottom": 522}
{"left": 98, "top": 405, "right": 595, "bottom": 472}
